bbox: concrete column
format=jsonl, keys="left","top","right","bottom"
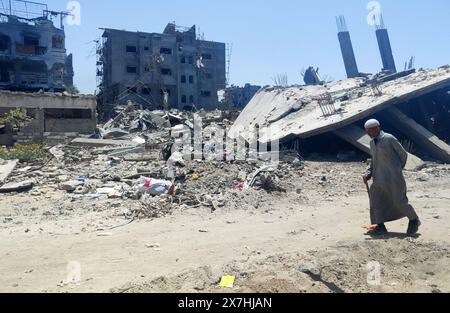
{"left": 376, "top": 29, "right": 397, "bottom": 73}
{"left": 338, "top": 31, "right": 359, "bottom": 78}
{"left": 384, "top": 107, "right": 450, "bottom": 163}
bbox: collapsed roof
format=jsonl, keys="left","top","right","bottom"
{"left": 230, "top": 66, "right": 450, "bottom": 170}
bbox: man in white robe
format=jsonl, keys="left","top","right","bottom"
{"left": 363, "top": 119, "right": 421, "bottom": 236}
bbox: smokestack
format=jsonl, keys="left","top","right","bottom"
{"left": 336, "top": 16, "right": 359, "bottom": 79}
{"left": 375, "top": 15, "right": 397, "bottom": 74}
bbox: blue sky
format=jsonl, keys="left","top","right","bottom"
{"left": 35, "top": 0, "right": 450, "bottom": 94}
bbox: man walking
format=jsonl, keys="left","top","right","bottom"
{"left": 363, "top": 119, "right": 421, "bottom": 236}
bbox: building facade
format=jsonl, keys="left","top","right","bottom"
{"left": 99, "top": 23, "right": 226, "bottom": 111}
{"left": 0, "top": 15, "right": 74, "bottom": 92}
{"left": 223, "top": 84, "right": 261, "bottom": 109}
{"left": 0, "top": 90, "right": 96, "bottom": 145}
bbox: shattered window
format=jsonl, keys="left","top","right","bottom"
{"left": 181, "top": 75, "right": 186, "bottom": 83}
{"left": 52, "top": 35, "right": 64, "bottom": 49}
{"left": 201, "top": 53, "right": 212, "bottom": 60}
{"left": 0, "top": 34, "right": 11, "bottom": 51}
{"left": 161, "top": 68, "right": 172, "bottom": 76}
{"left": 141, "top": 87, "right": 151, "bottom": 95}
{"left": 160, "top": 47, "right": 172, "bottom": 55}
{"left": 203, "top": 73, "right": 213, "bottom": 79}
{"left": 126, "top": 66, "right": 137, "bottom": 74}
{"left": 24, "top": 35, "right": 39, "bottom": 46}
{"left": 126, "top": 45, "right": 137, "bottom": 53}
{"left": 181, "top": 95, "right": 187, "bottom": 103}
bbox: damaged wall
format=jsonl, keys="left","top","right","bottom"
{"left": 0, "top": 91, "right": 97, "bottom": 144}
{"left": 0, "top": 15, "right": 74, "bottom": 92}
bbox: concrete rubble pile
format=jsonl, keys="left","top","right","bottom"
{"left": 0, "top": 103, "right": 303, "bottom": 221}
{"left": 2, "top": 67, "right": 450, "bottom": 223}
{"left": 231, "top": 67, "right": 450, "bottom": 170}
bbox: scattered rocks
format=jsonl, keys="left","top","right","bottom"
{"left": 59, "top": 180, "right": 84, "bottom": 192}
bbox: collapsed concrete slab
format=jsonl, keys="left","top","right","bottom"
{"left": 383, "top": 107, "right": 450, "bottom": 164}
{"left": 229, "top": 66, "right": 450, "bottom": 166}
{"left": 231, "top": 67, "right": 450, "bottom": 143}
{"left": 333, "top": 124, "right": 424, "bottom": 171}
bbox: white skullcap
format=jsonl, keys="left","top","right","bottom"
{"left": 364, "top": 119, "right": 380, "bottom": 129}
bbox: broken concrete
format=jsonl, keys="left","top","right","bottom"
{"left": 230, "top": 67, "right": 450, "bottom": 144}
{"left": 102, "top": 129, "right": 130, "bottom": 140}
{"left": 59, "top": 180, "right": 84, "bottom": 192}
{"left": 230, "top": 67, "right": 450, "bottom": 168}
{"left": 71, "top": 138, "right": 139, "bottom": 148}
{"left": 0, "top": 180, "right": 33, "bottom": 193}
{"left": 0, "top": 159, "right": 18, "bottom": 184}
{"left": 384, "top": 107, "right": 450, "bottom": 164}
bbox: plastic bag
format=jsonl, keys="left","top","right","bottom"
{"left": 136, "top": 177, "right": 174, "bottom": 196}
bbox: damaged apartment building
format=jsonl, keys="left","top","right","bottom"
{"left": 0, "top": 1, "right": 74, "bottom": 92}
{"left": 0, "top": 1, "right": 95, "bottom": 147}
{"left": 223, "top": 84, "right": 261, "bottom": 109}
{"left": 98, "top": 22, "right": 226, "bottom": 113}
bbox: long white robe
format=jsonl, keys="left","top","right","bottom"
{"left": 367, "top": 132, "right": 419, "bottom": 224}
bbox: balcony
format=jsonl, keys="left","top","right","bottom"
{"left": 15, "top": 44, "right": 48, "bottom": 56}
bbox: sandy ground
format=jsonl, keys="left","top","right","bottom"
{"left": 0, "top": 161, "right": 449, "bottom": 293}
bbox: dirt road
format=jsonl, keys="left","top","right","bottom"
{"left": 1, "top": 161, "right": 449, "bottom": 293}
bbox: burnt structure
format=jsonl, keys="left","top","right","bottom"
{"left": 0, "top": 1, "right": 74, "bottom": 92}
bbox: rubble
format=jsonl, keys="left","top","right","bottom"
{"left": 59, "top": 180, "right": 85, "bottom": 192}
{"left": 71, "top": 138, "right": 140, "bottom": 148}
{"left": 0, "top": 159, "right": 18, "bottom": 184}
{"left": 0, "top": 180, "right": 33, "bottom": 193}
{"left": 230, "top": 67, "right": 450, "bottom": 167}
{"left": 1, "top": 70, "right": 448, "bottom": 227}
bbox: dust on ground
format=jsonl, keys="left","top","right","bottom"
{"left": 1, "top": 146, "right": 449, "bottom": 293}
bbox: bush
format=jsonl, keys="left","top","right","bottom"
{"left": 0, "top": 109, "right": 29, "bottom": 129}
{"left": 0, "top": 144, "right": 47, "bottom": 163}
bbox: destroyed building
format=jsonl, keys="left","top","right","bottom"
{"left": 98, "top": 23, "right": 226, "bottom": 113}
{"left": 230, "top": 67, "right": 450, "bottom": 169}
{"left": 0, "top": 1, "right": 74, "bottom": 92}
{"left": 226, "top": 14, "right": 448, "bottom": 167}
{"left": 223, "top": 83, "right": 261, "bottom": 109}
{"left": 0, "top": 90, "right": 97, "bottom": 145}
